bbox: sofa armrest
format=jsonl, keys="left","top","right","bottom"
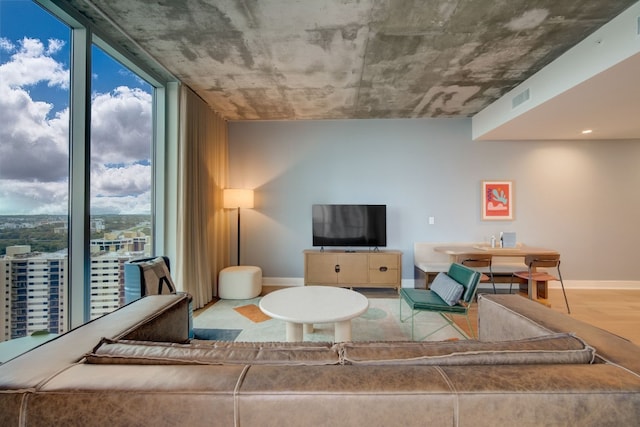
{"left": 118, "top": 294, "right": 191, "bottom": 343}
{"left": 478, "top": 294, "right": 640, "bottom": 376}
{"left": 0, "top": 294, "right": 189, "bottom": 390}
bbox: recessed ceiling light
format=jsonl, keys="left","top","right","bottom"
{"left": 581, "top": 129, "right": 593, "bottom": 135}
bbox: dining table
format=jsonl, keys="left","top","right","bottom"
{"left": 433, "top": 244, "right": 559, "bottom": 302}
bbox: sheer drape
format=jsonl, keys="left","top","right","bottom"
{"left": 176, "top": 86, "right": 229, "bottom": 309}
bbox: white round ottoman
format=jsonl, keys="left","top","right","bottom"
{"left": 218, "top": 266, "right": 262, "bottom": 299}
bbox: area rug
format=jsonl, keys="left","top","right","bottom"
{"left": 233, "top": 304, "right": 271, "bottom": 323}
{"left": 194, "top": 296, "right": 467, "bottom": 342}
{"left": 192, "top": 328, "right": 242, "bottom": 341}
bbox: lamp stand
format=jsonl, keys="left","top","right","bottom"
{"left": 223, "top": 188, "right": 253, "bottom": 266}
{"left": 236, "top": 207, "right": 241, "bottom": 265}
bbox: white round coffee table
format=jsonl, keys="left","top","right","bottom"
{"left": 259, "top": 286, "right": 369, "bottom": 342}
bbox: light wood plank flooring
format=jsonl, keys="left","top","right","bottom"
{"left": 457, "top": 289, "right": 640, "bottom": 344}
{"left": 451, "top": 288, "right": 640, "bottom": 344}
{"left": 544, "top": 288, "right": 640, "bottom": 345}
{"left": 257, "top": 286, "right": 640, "bottom": 345}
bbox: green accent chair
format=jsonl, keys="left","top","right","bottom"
{"left": 400, "top": 263, "right": 481, "bottom": 340}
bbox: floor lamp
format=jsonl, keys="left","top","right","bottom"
{"left": 223, "top": 189, "right": 254, "bottom": 265}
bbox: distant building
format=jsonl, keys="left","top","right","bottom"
{"left": 89, "top": 254, "right": 130, "bottom": 319}
{"left": 1, "top": 245, "right": 142, "bottom": 342}
{"left": 90, "top": 233, "right": 150, "bottom": 255}
{"left": 5, "top": 245, "right": 32, "bottom": 256}
{"left": 91, "top": 218, "right": 105, "bottom": 233}
{"left": 0, "top": 246, "right": 68, "bottom": 341}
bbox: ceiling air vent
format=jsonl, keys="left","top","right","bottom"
{"left": 512, "top": 88, "right": 530, "bottom": 109}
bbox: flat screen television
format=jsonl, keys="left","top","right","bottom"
{"left": 312, "top": 204, "right": 386, "bottom": 248}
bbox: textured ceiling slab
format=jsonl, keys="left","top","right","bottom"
{"left": 65, "top": 0, "right": 636, "bottom": 121}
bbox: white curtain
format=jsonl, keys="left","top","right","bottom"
{"left": 176, "top": 86, "right": 229, "bottom": 309}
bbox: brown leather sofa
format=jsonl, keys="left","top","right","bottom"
{"left": 1, "top": 293, "right": 639, "bottom": 426}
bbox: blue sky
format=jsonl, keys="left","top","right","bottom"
{"left": 0, "top": 0, "right": 153, "bottom": 215}
{"left": 1, "top": 0, "right": 149, "bottom": 110}
{"left": 2, "top": 0, "right": 69, "bottom": 111}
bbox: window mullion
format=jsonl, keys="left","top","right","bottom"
{"left": 68, "top": 26, "right": 92, "bottom": 328}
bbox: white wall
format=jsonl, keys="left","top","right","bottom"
{"left": 228, "top": 118, "right": 640, "bottom": 283}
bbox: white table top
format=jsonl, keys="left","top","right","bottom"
{"left": 259, "top": 286, "right": 369, "bottom": 324}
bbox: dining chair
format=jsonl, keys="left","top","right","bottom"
{"left": 455, "top": 253, "right": 496, "bottom": 294}
{"left": 512, "top": 254, "right": 570, "bottom": 313}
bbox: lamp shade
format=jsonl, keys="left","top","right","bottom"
{"left": 223, "top": 189, "right": 254, "bottom": 209}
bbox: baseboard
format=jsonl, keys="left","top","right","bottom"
{"left": 478, "top": 280, "right": 640, "bottom": 291}
{"left": 262, "top": 277, "right": 640, "bottom": 291}
{"left": 262, "top": 277, "right": 304, "bottom": 287}
{"left": 556, "top": 280, "right": 640, "bottom": 290}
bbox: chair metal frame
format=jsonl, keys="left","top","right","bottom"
{"left": 512, "top": 254, "right": 570, "bottom": 313}
{"left": 456, "top": 253, "right": 496, "bottom": 294}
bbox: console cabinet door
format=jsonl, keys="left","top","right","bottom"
{"left": 305, "top": 253, "right": 339, "bottom": 284}
{"left": 336, "top": 253, "right": 368, "bottom": 284}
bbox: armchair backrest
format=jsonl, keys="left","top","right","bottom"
{"left": 448, "top": 263, "right": 481, "bottom": 303}
{"left": 133, "top": 256, "right": 176, "bottom": 296}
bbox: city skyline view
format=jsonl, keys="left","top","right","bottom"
{"left": 0, "top": 0, "right": 154, "bottom": 215}
{"left": 1, "top": 1, "right": 160, "bottom": 350}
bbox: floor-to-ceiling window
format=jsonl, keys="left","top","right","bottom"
{"left": 0, "top": 0, "right": 166, "bottom": 357}
{"left": 0, "top": 0, "right": 71, "bottom": 344}
{"left": 88, "top": 46, "right": 153, "bottom": 319}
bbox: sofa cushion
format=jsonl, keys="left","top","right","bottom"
{"left": 340, "top": 333, "right": 595, "bottom": 366}
{"left": 85, "top": 338, "right": 340, "bottom": 366}
{"left": 430, "top": 272, "right": 464, "bottom": 306}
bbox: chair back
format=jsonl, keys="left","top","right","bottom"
{"left": 448, "top": 263, "right": 481, "bottom": 303}
{"left": 525, "top": 254, "right": 560, "bottom": 269}
{"left": 134, "top": 256, "right": 176, "bottom": 296}
{"left": 455, "top": 253, "right": 492, "bottom": 268}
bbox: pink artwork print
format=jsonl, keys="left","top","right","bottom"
{"left": 482, "top": 181, "right": 513, "bottom": 220}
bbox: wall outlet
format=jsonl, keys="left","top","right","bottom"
{"left": 428, "top": 216, "right": 435, "bottom": 225}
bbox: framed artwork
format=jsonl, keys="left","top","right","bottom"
{"left": 482, "top": 180, "right": 513, "bottom": 221}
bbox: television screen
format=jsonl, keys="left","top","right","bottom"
{"left": 312, "top": 204, "right": 386, "bottom": 248}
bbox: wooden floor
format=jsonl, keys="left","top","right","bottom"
{"left": 352, "top": 287, "right": 640, "bottom": 345}
{"left": 251, "top": 286, "right": 640, "bottom": 345}
{"left": 544, "top": 288, "right": 640, "bottom": 345}
{"left": 458, "top": 288, "right": 640, "bottom": 345}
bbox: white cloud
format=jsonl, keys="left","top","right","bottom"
{"left": 46, "top": 38, "right": 65, "bottom": 55}
{"left": 91, "top": 86, "right": 152, "bottom": 164}
{"left": 0, "top": 37, "right": 153, "bottom": 215}
{"left": 90, "top": 191, "right": 152, "bottom": 215}
{"left": 0, "top": 179, "right": 68, "bottom": 215}
{"left": 0, "top": 77, "right": 69, "bottom": 182}
{"left": 92, "top": 163, "right": 151, "bottom": 197}
{"left": 1, "top": 37, "right": 69, "bottom": 88}
{"left": 0, "top": 37, "right": 15, "bottom": 51}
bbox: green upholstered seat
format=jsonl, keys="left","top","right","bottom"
{"left": 400, "top": 288, "right": 468, "bottom": 313}
{"left": 399, "top": 263, "right": 481, "bottom": 340}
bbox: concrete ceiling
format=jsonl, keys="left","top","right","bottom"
{"left": 65, "top": 0, "right": 638, "bottom": 137}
